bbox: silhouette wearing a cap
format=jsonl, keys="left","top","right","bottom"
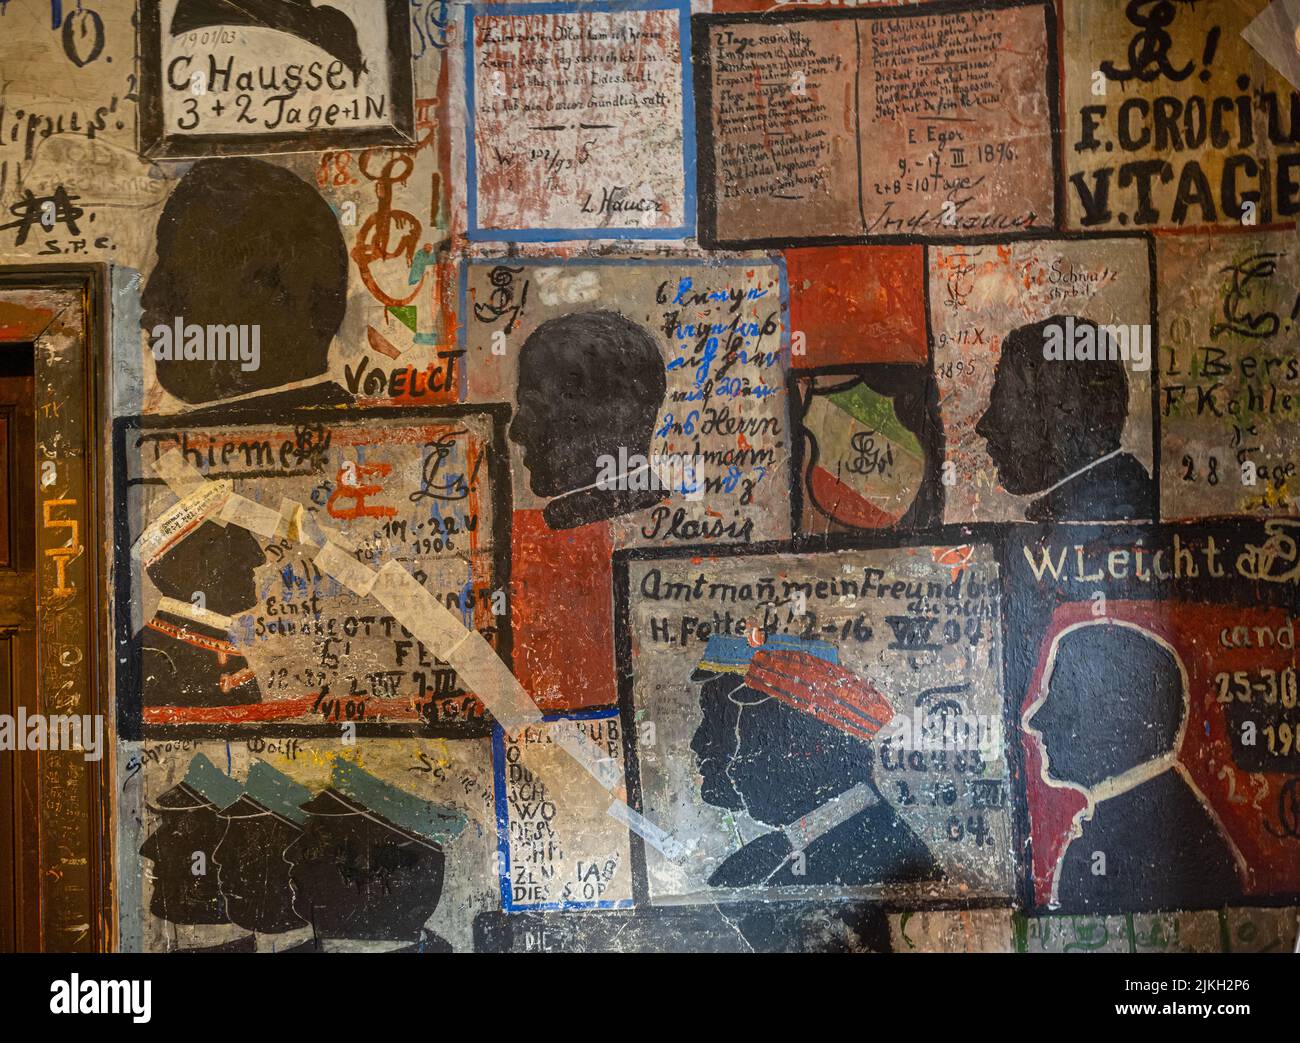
{"left": 171, "top": 0, "right": 365, "bottom": 84}
{"left": 508, "top": 311, "right": 668, "bottom": 530}
{"left": 690, "top": 635, "right": 940, "bottom": 888}
{"left": 140, "top": 754, "right": 246, "bottom": 930}
{"left": 285, "top": 762, "right": 467, "bottom": 950}
{"left": 1027, "top": 622, "right": 1245, "bottom": 912}
{"left": 212, "top": 762, "right": 313, "bottom": 936}
{"left": 141, "top": 158, "right": 352, "bottom": 409}
{"left": 975, "top": 316, "right": 1151, "bottom": 521}
{"left": 136, "top": 518, "right": 266, "bottom": 708}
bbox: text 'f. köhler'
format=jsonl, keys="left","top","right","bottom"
{"left": 150, "top": 318, "right": 261, "bottom": 372}
{"left": 1041, "top": 316, "right": 1150, "bottom": 372}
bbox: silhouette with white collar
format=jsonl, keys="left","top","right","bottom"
{"left": 1027, "top": 622, "right": 1246, "bottom": 912}
{"left": 976, "top": 316, "right": 1152, "bottom": 521}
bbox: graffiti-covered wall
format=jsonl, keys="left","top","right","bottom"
{"left": 3, "top": 0, "right": 1299, "bottom": 952}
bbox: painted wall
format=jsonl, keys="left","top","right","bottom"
{"left": 1, "top": 0, "right": 1297, "bottom": 951}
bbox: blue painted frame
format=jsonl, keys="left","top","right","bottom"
{"left": 492, "top": 709, "right": 636, "bottom": 912}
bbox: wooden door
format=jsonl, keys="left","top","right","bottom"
{"left": 0, "top": 343, "right": 36, "bottom": 951}
{"left": 0, "top": 269, "right": 111, "bottom": 952}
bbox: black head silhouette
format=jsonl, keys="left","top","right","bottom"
{"left": 975, "top": 315, "right": 1150, "bottom": 520}
{"left": 146, "top": 519, "right": 266, "bottom": 617}
{"left": 690, "top": 671, "right": 878, "bottom": 827}
{"left": 213, "top": 796, "right": 303, "bottom": 933}
{"left": 212, "top": 762, "right": 312, "bottom": 934}
{"left": 1029, "top": 623, "right": 1184, "bottom": 791}
{"left": 508, "top": 310, "right": 667, "bottom": 529}
{"left": 141, "top": 158, "right": 348, "bottom": 404}
{"left": 136, "top": 504, "right": 266, "bottom": 708}
{"left": 687, "top": 637, "right": 941, "bottom": 888}
{"left": 283, "top": 761, "right": 465, "bottom": 942}
{"left": 139, "top": 755, "right": 244, "bottom": 925}
{"left": 1035, "top": 623, "right": 1246, "bottom": 912}
{"left": 285, "top": 789, "right": 447, "bottom": 940}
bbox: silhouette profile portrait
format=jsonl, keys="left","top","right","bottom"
{"left": 975, "top": 315, "right": 1151, "bottom": 521}
{"left": 141, "top": 157, "right": 349, "bottom": 406}
{"left": 135, "top": 482, "right": 266, "bottom": 708}
{"left": 689, "top": 635, "right": 941, "bottom": 889}
{"left": 140, "top": 754, "right": 245, "bottom": 926}
{"left": 212, "top": 761, "right": 313, "bottom": 935}
{"left": 285, "top": 761, "right": 467, "bottom": 948}
{"left": 508, "top": 310, "right": 667, "bottom": 530}
{"left": 1027, "top": 622, "right": 1245, "bottom": 912}
{"left": 171, "top": 0, "right": 365, "bottom": 84}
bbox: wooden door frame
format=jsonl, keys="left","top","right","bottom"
{"left": 0, "top": 264, "right": 112, "bottom": 952}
